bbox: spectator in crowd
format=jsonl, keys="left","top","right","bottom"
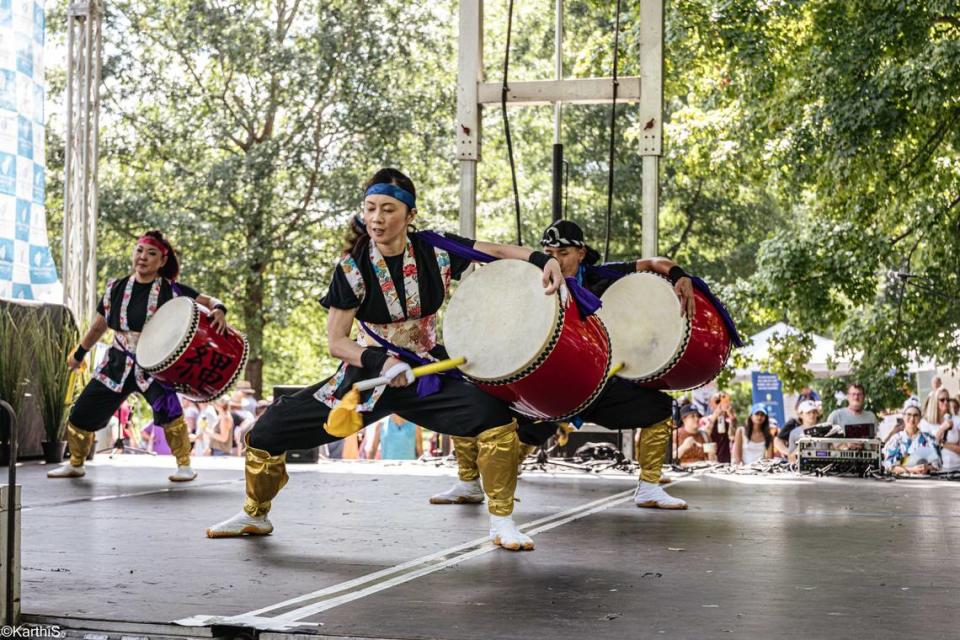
{"left": 368, "top": 414, "right": 423, "bottom": 460}
{"left": 884, "top": 399, "right": 940, "bottom": 475}
{"left": 194, "top": 401, "right": 219, "bottom": 456}
{"left": 236, "top": 380, "right": 259, "bottom": 415}
{"left": 921, "top": 376, "right": 943, "bottom": 423}
{"left": 922, "top": 387, "right": 952, "bottom": 434}
{"left": 673, "top": 405, "right": 716, "bottom": 466}
{"left": 181, "top": 398, "right": 199, "bottom": 435}
{"left": 774, "top": 400, "right": 821, "bottom": 461}
{"left": 733, "top": 403, "right": 773, "bottom": 465}
{"left": 827, "top": 382, "right": 878, "bottom": 437}
{"left": 229, "top": 391, "right": 256, "bottom": 455}
{"left": 205, "top": 397, "right": 235, "bottom": 456}
{"left": 936, "top": 401, "right": 960, "bottom": 472}
{"left": 702, "top": 391, "right": 736, "bottom": 464}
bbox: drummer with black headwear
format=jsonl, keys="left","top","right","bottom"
{"left": 47, "top": 231, "right": 230, "bottom": 482}
{"left": 431, "top": 219, "right": 695, "bottom": 509}
{"left": 206, "top": 167, "right": 565, "bottom": 550}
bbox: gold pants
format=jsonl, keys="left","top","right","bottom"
{"left": 66, "top": 423, "right": 95, "bottom": 467}
{"left": 476, "top": 421, "right": 520, "bottom": 517}
{"left": 453, "top": 436, "right": 480, "bottom": 481}
{"left": 242, "top": 439, "right": 289, "bottom": 518}
{"left": 162, "top": 415, "right": 193, "bottom": 467}
{"left": 453, "top": 435, "right": 535, "bottom": 483}
{"left": 637, "top": 418, "right": 672, "bottom": 484}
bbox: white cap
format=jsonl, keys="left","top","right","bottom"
{"left": 902, "top": 397, "right": 922, "bottom": 412}
{"left": 797, "top": 400, "right": 819, "bottom": 414}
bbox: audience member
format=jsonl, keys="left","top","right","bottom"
{"left": 674, "top": 405, "right": 716, "bottom": 465}
{"left": 883, "top": 399, "right": 940, "bottom": 475}
{"left": 733, "top": 403, "right": 773, "bottom": 465}
{"left": 826, "top": 382, "right": 877, "bottom": 437}
{"left": 702, "top": 391, "right": 736, "bottom": 463}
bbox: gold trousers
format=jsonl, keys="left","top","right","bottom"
{"left": 66, "top": 423, "right": 95, "bottom": 467}
{"left": 476, "top": 420, "right": 520, "bottom": 516}
{"left": 162, "top": 415, "right": 193, "bottom": 467}
{"left": 638, "top": 417, "right": 672, "bottom": 484}
{"left": 453, "top": 436, "right": 480, "bottom": 482}
{"left": 242, "top": 439, "right": 289, "bottom": 518}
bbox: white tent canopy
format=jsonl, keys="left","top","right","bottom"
{"left": 734, "top": 322, "right": 852, "bottom": 381}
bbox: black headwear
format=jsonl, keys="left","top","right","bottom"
{"left": 540, "top": 220, "right": 601, "bottom": 266}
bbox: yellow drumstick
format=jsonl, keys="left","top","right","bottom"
{"left": 608, "top": 361, "right": 624, "bottom": 379}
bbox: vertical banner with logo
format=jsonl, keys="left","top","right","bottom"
{"left": 751, "top": 371, "right": 785, "bottom": 429}
{"left": 0, "top": 0, "right": 60, "bottom": 302}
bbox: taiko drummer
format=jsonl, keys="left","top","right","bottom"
{"left": 431, "top": 219, "right": 696, "bottom": 510}
{"left": 48, "top": 231, "right": 230, "bottom": 482}
{"left": 206, "top": 168, "right": 564, "bottom": 550}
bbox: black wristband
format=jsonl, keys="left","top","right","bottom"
{"left": 528, "top": 251, "right": 556, "bottom": 271}
{"left": 213, "top": 303, "right": 228, "bottom": 315}
{"left": 73, "top": 344, "right": 88, "bottom": 361}
{"left": 360, "top": 348, "right": 390, "bottom": 373}
{"left": 668, "top": 265, "right": 690, "bottom": 284}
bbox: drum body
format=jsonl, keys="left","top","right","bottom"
{"left": 443, "top": 260, "right": 610, "bottom": 420}
{"left": 136, "top": 297, "right": 249, "bottom": 401}
{"left": 597, "top": 272, "right": 732, "bottom": 391}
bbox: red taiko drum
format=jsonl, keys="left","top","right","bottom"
{"left": 443, "top": 259, "right": 611, "bottom": 420}
{"left": 597, "top": 272, "right": 733, "bottom": 391}
{"left": 136, "top": 297, "right": 249, "bottom": 401}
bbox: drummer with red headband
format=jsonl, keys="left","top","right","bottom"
{"left": 432, "top": 219, "right": 695, "bottom": 510}
{"left": 47, "top": 230, "right": 230, "bottom": 483}
{"left": 206, "top": 168, "right": 564, "bottom": 550}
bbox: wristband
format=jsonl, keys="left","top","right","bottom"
{"left": 360, "top": 348, "right": 389, "bottom": 373}
{"left": 668, "top": 265, "right": 690, "bottom": 284}
{"left": 528, "top": 251, "right": 556, "bottom": 271}
{"left": 212, "top": 304, "right": 228, "bottom": 315}
{"left": 73, "top": 344, "right": 88, "bottom": 361}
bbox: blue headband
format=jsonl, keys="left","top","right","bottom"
{"left": 365, "top": 183, "right": 416, "bottom": 210}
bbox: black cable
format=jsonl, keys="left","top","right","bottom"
{"left": 502, "top": 0, "right": 523, "bottom": 245}
{"left": 603, "top": 0, "right": 623, "bottom": 262}
{"left": 563, "top": 159, "right": 570, "bottom": 218}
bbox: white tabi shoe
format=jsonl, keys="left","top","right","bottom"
{"left": 489, "top": 514, "right": 535, "bottom": 551}
{"left": 169, "top": 465, "right": 198, "bottom": 482}
{"left": 46, "top": 463, "right": 85, "bottom": 478}
{"left": 205, "top": 511, "right": 274, "bottom": 538}
{"left": 633, "top": 481, "right": 688, "bottom": 510}
{"left": 429, "top": 479, "right": 485, "bottom": 504}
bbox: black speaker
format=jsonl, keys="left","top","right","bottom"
{"left": 272, "top": 385, "right": 320, "bottom": 463}
{"left": 556, "top": 430, "right": 621, "bottom": 458}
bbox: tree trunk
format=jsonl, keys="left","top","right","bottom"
{"left": 242, "top": 267, "right": 266, "bottom": 398}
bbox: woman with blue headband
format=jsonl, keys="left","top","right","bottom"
{"left": 431, "top": 219, "right": 697, "bottom": 511}
{"left": 206, "top": 168, "right": 564, "bottom": 550}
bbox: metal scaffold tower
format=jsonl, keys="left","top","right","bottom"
{"left": 61, "top": 0, "right": 103, "bottom": 323}
{"left": 456, "top": 0, "right": 663, "bottom": 257}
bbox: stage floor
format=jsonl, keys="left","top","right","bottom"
{"left": 17, "top": 455, "right": 960, "bottom": 640}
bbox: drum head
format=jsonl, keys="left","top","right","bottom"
{"left": 443, "top": 259, "right": 559, "bottom": 381}
{"left": 598, "top": 272, "right": 687, "bottom": 380}
{"left": 136, "top": 297, "right": 197, "bottom": 371}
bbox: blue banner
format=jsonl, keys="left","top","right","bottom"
{"left": 751, "top": 371, "right": 785, "bottom": 429}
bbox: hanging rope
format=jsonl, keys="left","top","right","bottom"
{"left": 603, "top": 0, "right": 623, "bottom": 262}
{"left": 502, "top": 0, "right": 523, "bottom": 245}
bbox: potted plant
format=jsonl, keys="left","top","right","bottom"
{"left": 0, "top": 308, "right": 26, "bottom": 466}
{"left": 32, "top": 308, "right": 81, "bottom": 464}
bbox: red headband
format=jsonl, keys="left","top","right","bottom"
{"left": 137, "top": 235, "right": 169, "bottom": 256}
